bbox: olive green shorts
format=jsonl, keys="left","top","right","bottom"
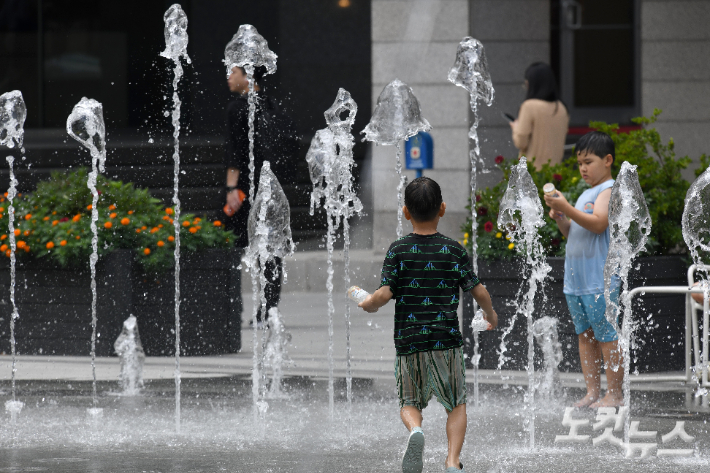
{"left": 395, "top": 347, "right": 466, "bottom": 412}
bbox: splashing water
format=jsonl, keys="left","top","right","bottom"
{"left": 244, "top": 161, "right": 295, "bottom": 418}
{"left": 497, "top": 157, "right": 551, "bottom": 449}
{"left": 224, "top": 24, "right": 277, "bottom": 204}
{"left": 0, "top": 90, "right": 26, "bottom": 412}
{"left": 532, "top": 316, "right": 563, "bottom": 401}
{"left": 602, "top": 161, "right": 652, "bottom": 442}
{"left": 682, "top": 164, "right": 710, "bottom": 394}
{"left": 361, "top": 79, "right": 430, "bottom": 238}
{"left": 114, "top": 315, "right": 146, "bottom": 396}
{"left": 307, "top": 89, "right": 362, "bottom": 422}
{"left": 448, "top": 36, "right": 494, "bottom": 407}
{"left": 66, "top": 97, "right": 106, "bottom": 416}
{"left": 160, "top": 2, "right": 190, "bottom": 433}
{"left": 262, "top": 308, "right": 292, "bottom": 399}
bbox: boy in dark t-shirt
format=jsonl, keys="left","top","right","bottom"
{"left": 359, "top": 177, "right": 498, "bottom": 473}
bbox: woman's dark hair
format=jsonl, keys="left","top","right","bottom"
{"left": 404, "top": 177, "right": 443, "bottom": 222}
{"left": 575, "top": 131, "right": 615, "bottom": 162}
{"left": 238, "top": 65, "right": 266, "bottom": 85}
{"left": 525, "top": 62, "right": 560, "bottom": 103}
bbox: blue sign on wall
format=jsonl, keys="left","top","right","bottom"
{"left": 405, "top": 131, "right": 433, "bottom": 176}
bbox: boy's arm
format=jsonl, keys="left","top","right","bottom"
{"left": 544, "top": 188, "right": 611, "bottom": 235}
{"left": 359, "top": 286, "right": 393, "bottom": 313}
{"left": 470, "top": 283, "right": 498, "bottom": 328}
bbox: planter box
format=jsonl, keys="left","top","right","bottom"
{"left": 0, "top": 249, "right": 243, "bottom": 357}
{"left": 462, "top": 256, "right": 688, "bottom": 373}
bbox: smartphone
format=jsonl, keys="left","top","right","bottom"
{"left": 502, "top": 112, "right": 516, "bottom": 122}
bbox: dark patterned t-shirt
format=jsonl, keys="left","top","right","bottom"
{"left": 379, "top": 233, "right": 480, "bottom": 356}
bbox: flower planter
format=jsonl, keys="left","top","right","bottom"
{"left": 0, "top": 249, "right": 243, "bottom": 357}
{"left": 462, "top": 256, "right": 689, "bottom": 373}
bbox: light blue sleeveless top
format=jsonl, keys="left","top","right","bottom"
{"left": 563, "top": 179, "right": 614, "bottom": 296}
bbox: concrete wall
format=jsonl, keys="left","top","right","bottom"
{"left": 641, "top": 0, "right": 710, "bottom": 180}
{"left": 370, "top": 0, "right": 471, "bottom": 252}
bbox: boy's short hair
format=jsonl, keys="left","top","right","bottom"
{"left": 404, "top": 177, "right": 443, "bottom": 222}
{"left": 238, "top": 65, "right": 266, "bottom": 85}
{"left": 576, "top": 131, "right": 615, "bottom": 162}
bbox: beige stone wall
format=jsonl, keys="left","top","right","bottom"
{"left": 371, "top": 0, "right": 471, "bottom": 252}
{"left": 641, "top": 0, "right": 710, "bottom": 180}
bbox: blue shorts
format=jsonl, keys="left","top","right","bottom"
{"left": 565, "top": 290, "right": 619, "bottom": 342}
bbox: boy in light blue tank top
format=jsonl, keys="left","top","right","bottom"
{"left": 544, "top": 131, "right": 624, "bottom": 409}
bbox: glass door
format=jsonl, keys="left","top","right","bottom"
{"left": 551, "top": 0, "right": 639, "bottom": 126}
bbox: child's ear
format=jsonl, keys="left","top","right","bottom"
{"left": 403, "top": 205, "right": 412, "bottom": 221}
{"left": 439, "top": 202, "right": 446, "bottom": 217}
{"left": 604, "top": 154, "right": 614, "bottom": 168}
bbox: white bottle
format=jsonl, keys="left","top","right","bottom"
{"left": 347, "top": 286, "right": 370, "bottom": 304}
{"left": 471, "top": 309, "right": 491, "bottom": 332}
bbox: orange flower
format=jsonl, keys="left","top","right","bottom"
{"left": 16, "top": 241, "right": 26, "bottom": 249}
{"left": 108, "top": 204, "right": 116, "bottom": 211}
{"left": 141, "top": 225, "right": 147, "bottom": 230}
{"left": 75, "top": 235, "right": 81, "bottom": 240}
{"left": 150, "top": 227, "right": 159, "bottom": 234}
{"left": 128, "top": 210, "right": 134, "bottom": 215}
{"left": 52, "top": 211, "right": 57, "bottom": 215}
{"left": 46, "top": 241, "right": 55, "bottom": 249}
{"left": 43, "top": 216, "right": 50, "bottom": 221}
{"left": 13, "top": 229, "right": 20, "bottom": 236}
{"left": 213, "top": 220, "right": 222, "bottom": 227}
{"left": 157, "top": 240, "right": 165, "bottom": 247}
{"left": 3, "top": 192, "right": 7, "bottom": 197}
{"left": 0, "top": 244, "right": 7, "bottom": 252}
{"left": 168, "top": 235, "right": 175, "bottom": 242}
{"left": 143, "top": 248, "right": 151, "bottom": 255}
{"left": 169, "top": 218, "right": 174, "bottom": 224}
{"left": 162, "top": 215, "right": 170, "bottom": 221}
{"left": 52, "top": 220, "right": 59, "bottom": 226}
{"left": 60, "top": 240, "right": 67, "bottom": 246}
{"left": 104, "top": 221, "right": 113, "bottom": 229}
{"left": 23, "top": 230, "right": 30, "bottom": 236}
{"left": 121, "top": 217, "right": 130, "bottom": 225}
{"left": 0, "top": 235, "right": 5, "bottom": 240}
{"left": 72, "top": 214, "right": 81, "bottom": 222}
{"left": 182, "top": 221, "right": 190, "bottom": 227}
{"left": 193, "top": 217, "right": 202, "bottom": 223}
{"left": 24, "top": 214, "right": 31, "bottom": 220}
{"left": 158, "top": 224, "right": 163, "bottom": 228}
{"left": 189, "top": 227, "right": 198, "bottom": 234}
{"left": 0, "top": 207, "right": 4, "bottom": 212}
{"left": 136, "top": 228, "right": 142, "bottom": 233}
{"left": 24, "top": 245, "right": 29, "bottom": 253}
{"left": 165, "top": 207, "right": 174, "bottom": 215}
{"left": 110, "top": 212, "right": 117, "bottom": 218}
{"left": 5, "top": 250, "right": 10, "bottom": 257}
{"left": 87, "top": 204, "right": 92, "bottom": 210}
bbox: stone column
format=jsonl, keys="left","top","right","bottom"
{"left": 640, "top": 0, "right": 710, "bottom": 180}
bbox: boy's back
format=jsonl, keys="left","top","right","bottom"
{"left": 381, "top": 232, "right": 479, "bottom": 356}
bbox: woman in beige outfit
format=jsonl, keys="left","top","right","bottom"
{"left": 510, "top": 62, "right": 569, "bottom": 169}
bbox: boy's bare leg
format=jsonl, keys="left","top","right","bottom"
{"left": 590, "top": 340, "right": 624, "bottom": 408}
{"left": 575, "top": 328, "right": 602, "bottom": 407}
{"left": 401, "top": 406, "right": 423, "bottom": 431}
{"left": 445, "top": 404, "right": 466, "bottom": 469}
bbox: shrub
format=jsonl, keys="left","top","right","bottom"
{"left": 463, "top": 110, "right": 707, "bottom": 260}
{"left": 0, "top": 169, "right": 235, "bottom": 272}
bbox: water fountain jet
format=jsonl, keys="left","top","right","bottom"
{"left": 497, "top": 156, "right": 552, "bottom": 449}
{"left": 362, "top": 79, "right": 430, "bottom": 239}
{"left": 159, "top": 3, "right": 190, "bottom": 433}
{"left": 307, "top": 89, "right": 362, "bottom": 421}
{"left": 448, "top": 37, "right": 494, "bottom": 407}
{"left": 0, "top": 90, "right": 26, "bottom": 420}
{"left": 67, "top": 97, "right": 107, "bottom": 418}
